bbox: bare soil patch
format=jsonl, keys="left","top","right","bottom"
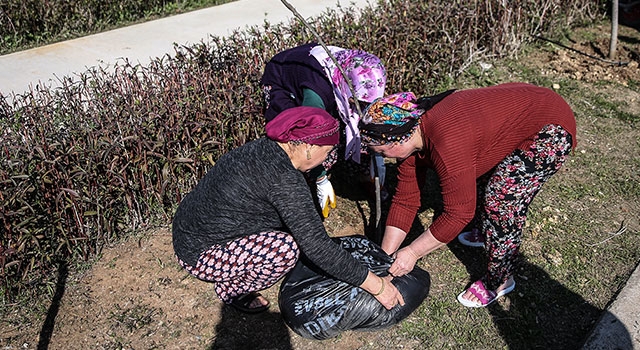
{"left": 544, "top": 24, "right": 640, "bottom": 82}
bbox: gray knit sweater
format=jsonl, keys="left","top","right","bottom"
{"left": 172, "top": 137, "right": 368, "bottom": 287}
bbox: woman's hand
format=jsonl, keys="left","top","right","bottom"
{"left": 387, "top": 228, "right": 447, "bottom": 277}
{"left": 388, "top": 246, "right": 421, "bottom": 277}
{"left": 361, "top": 272, "right": 405, "bottom": 310}
{"left": 373, "top": 275, "right": 405, "bottom": 310}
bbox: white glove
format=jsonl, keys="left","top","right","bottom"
{"left": 316, "top": 176, "right": 336, "bottom": 218}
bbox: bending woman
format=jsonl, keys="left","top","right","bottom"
{"left": 261, "top": 43, "right": 388, "bottom": 217}
{"left": 359, "top": 83, "right": 576, "bottom": 308}
{"left": 173, "top": 106, "right": 404, "bottom": 313}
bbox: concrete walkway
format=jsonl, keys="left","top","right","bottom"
{"left": 1, "top": 1, "right": 639, "bottom": 349}
{"left": 582, "top": 261, "right": 640, "bottom": 349}
{"left": 0, "top": 0, "right": 373, "bottom": 97}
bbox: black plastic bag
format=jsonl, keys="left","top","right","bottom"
{"left": 278, "top": 235, "right": 430, "bottom": 340}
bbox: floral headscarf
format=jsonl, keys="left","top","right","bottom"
{"left": 310, "top": 45, "right": 386, "bottom": 163}
{"left": 360, "top": 90, "right": 456, "bottom": 146}
{"left": 359, "top": 92, "right": 424, "bottom": 146}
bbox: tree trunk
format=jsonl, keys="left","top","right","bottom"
{"left": 610, "top": 0, "right": 619, "bottom": 59}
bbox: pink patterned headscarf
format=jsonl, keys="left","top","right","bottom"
{"left": 310, "top": 46, "right": 386, "bottom": 162}
{"left": 266, "top": 106, "right": 339, "bottom": 145}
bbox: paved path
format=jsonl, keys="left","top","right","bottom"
{"left": 1, "top": 1, "right": 639, "bottom": 348}
{"left": 582, "top": 261, "right": 640, "bottom": 349}
{"left": 0, "top": 0, "right": 373, "bottom": 97}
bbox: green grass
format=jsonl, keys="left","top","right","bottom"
{"left": 108, "top": 300, "right": 162, "bottom": 332}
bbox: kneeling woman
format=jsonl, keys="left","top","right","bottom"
{"left": 359, "top": 83, "right": 576, "bottom": 308}
{"left": 172, "top": 106, "right": 404, "bottom": 313}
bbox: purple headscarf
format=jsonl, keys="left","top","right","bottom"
{"left": 266, "top": 106, "right": 340, "bottom": 145}
{"left": 310, "top": 45, "right": 386, "bottom": 162}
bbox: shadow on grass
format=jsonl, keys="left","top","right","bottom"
{"left": 37, "top": 259, "right": 68, "bottom": 350}
{"left": 448, "top": 242, "right": 633, "bottom": 349}
{"left": 620, "top": 2, "right": 640, "bottom": 33}
{"left": 209, "top": 305, "right": 293, "bottom": 349}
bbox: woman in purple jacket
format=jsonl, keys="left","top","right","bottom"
{"left": 261, "top": 43, "right": 388, "bottom": 217}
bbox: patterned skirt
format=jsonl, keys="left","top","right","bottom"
{"left": 178, "top": 230, "right": 299, "bottom": 303}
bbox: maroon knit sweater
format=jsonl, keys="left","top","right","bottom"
{"left": 386, "top": 83, "right": 577, "bottom": 243}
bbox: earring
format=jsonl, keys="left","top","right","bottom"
{"left": 306, "top": 149, "right": 312, "bottom": 160}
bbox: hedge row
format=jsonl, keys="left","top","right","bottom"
{"left": 0, "top": 0, "right": 607, "bottom": 300}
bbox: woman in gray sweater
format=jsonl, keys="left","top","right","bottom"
{"left": 172, "top": 106, "right": 404, "bottom": 313}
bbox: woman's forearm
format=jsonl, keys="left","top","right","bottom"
{"left": 381, "top": 226, "right": 408, "bottom": 254}
{"left": 408, "top": 228, "right": 446, "bottom": 257}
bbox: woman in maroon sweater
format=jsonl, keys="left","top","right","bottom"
{"left": 358, "top": 83, "right": 576, "bottom": 307}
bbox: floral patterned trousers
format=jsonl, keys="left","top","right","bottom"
{"left": 476, "top": 124, "right": 573, "bottom": 290}
{"left": 178, "top": 231, "right": 299, "bottom": 303}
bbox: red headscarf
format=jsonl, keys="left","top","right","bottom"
{"left": 266, "top": 106, "right": 339, "bottom": 145}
